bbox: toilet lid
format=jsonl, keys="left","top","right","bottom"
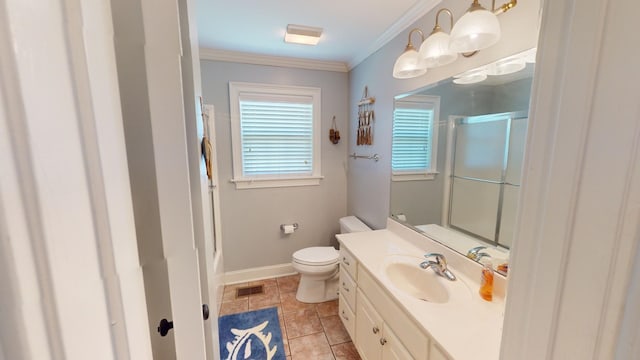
{"left": 293, "top": 246, "right": 339, "bottom": 266}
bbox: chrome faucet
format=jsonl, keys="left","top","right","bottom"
{"left": 466, "top": 246, "right": 491, "bottom": 261}
{"left": 420, "top": 253, "right": 456, "bottom": 281}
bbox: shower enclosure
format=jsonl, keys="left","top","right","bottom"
{"left": 444, "top": 111, "right": 528, "bottom": 249}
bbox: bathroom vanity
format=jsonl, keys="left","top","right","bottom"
{"left": 337, "top": 219, "right": 507, "bottom": 360}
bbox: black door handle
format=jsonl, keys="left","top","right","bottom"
{"left": 157, "top": 319, "right": 173, "bottom": 337}
{"left": 202, "top": 304, "right": 209, "bottom": 320}
{"left": 158, "top": 304, "right": 209, "bottom": 337}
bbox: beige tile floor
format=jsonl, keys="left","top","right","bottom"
{"left": 219, "top": 274, "right": 361, "bottom": 360}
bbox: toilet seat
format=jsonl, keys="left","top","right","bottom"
{"left": 292, "top": 246, "right": 339, "bottom": 266}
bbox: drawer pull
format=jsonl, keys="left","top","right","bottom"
{"left": 372, "top": 326, "right": 379, "bottom": 334}
{"left": 341, "top": 310, "right": 349, "bottom": 321}
{"left": 342, "top": 257, "right": 351, "bottom": 266}
{"left": 342, "top": 282, "right": 350, "bottom": 292}
{"left": 380, "top": 338, "right": 387, "bottom": 346}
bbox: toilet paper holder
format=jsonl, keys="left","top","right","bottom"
{"left": 280, "top": 223, "right": 299, "bottom": 232}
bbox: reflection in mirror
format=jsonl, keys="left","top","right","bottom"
{"left": 390, "top": 49, "right": 536, "bottom": 274}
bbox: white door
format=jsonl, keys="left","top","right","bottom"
{"left": 109, "top": 0, "right": 209, "bottom": 358}
{"left": 0, "top": 0, "right": 153, "bottom": 358}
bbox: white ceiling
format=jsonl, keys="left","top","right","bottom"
{"left": 196, "top": 0, "right": 442, "bottom": 69}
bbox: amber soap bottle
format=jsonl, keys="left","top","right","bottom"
{"left": 479, "top": 262, "right": 494, "bottom": 301}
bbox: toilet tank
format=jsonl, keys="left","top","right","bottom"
{"left": 339, "top": 216, "right": 371, "bottom": 234}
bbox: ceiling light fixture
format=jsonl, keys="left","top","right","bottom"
{"left": 284, "top": 24, "right": 323, "bottom": 46}
{"left": 392, "top": 0, "right": 517, "bottom": 79}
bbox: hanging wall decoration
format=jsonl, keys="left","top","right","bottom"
{"left": 357, "top": 86, "right": 375, "bottom": 146}
{"left": 329, "top": 115, "right": 340, "bottom": 144}
{"left": 199, "top": 96, "right": 213, "bottom": 180}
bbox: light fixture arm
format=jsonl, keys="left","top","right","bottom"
{"left": 431, "top": 8, "right": 454, "bottom": 35}
{"left": 405, "top": 28, "right": 425, "bottom": 51}
{"left": 492, "top": 0, "right": 517, "bottom": 15}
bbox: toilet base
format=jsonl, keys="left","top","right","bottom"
{"left": 295, "top": 270, "right": 339, "bottom": 303}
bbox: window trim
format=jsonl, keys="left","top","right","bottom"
{"left": 229, "top": 82, "right": 323, "bottom": 189}
{"left": 391, "top": 95, "right": 440, "bottom": 182}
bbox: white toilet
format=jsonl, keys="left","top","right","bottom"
{"left": 292, "top": 216, "right": 371, "bottom": 303}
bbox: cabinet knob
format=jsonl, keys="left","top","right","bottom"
{"left": 380, "top": 338, "right": 387, "bottom": 346}
{"left": 342, "top": 257, "right": 351, "bottom": 266}
{"left": 340, "top": 310, "right": 349, "bottom": 321}
{"left": 372, "top": 326, "right": 379, "bottom": 334}
{"left": 342, "top": 283, "right": 350, "bottom": 292}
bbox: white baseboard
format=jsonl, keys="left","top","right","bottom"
{"left": 224, "top": 263, "right": 297, "bottom": 285}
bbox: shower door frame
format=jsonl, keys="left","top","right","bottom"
{"left": 441, "top": 110, "right": 528, "bottom": 249}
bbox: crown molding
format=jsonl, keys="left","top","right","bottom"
{"left": 347, "top": 0, "right": 442, "bottom": 69}
{"left": 199, "top": 48, "right": 349, "bottom": 73}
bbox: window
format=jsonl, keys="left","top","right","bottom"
{"left": 229, "top": 82, "right": 322, "bottom": 189}
{"left": 391, "top": 95, "right": 440, "bottom": 181}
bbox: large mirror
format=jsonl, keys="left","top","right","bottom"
{"left": 390, "top": 49, "right": 536, "bottom": 274}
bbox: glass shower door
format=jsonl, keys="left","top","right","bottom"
{"left": 448, "top": 111, "right": 527, "bottom": 248}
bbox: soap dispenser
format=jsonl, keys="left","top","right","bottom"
{"left": 479, "top": 261, "right": 494, "bottom": 301}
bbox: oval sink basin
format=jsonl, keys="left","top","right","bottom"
{"left": 385, "top": 262, "right": 450, "bottom": 303}
{"left": 380, "top": 255, "right": 471, "bottom": 304}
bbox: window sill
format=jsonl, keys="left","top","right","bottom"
{"left": 392, "top": 172, "right": 438, "bottom": 182}
{"left": 231, "top": 176, "right": 324, "bottom": 189}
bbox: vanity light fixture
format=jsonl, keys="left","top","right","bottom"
{"left": 392, "top": 0, "right": 517, "bottom": 79}
{"left": 485, "top": 55, "right": 525, "bottom": 76}
{"left": 449, "top": 0, "right": 502, "bottom": 54}
{"left": 419, "top": 9, "right": 458, "bottom": 68}
{"left": 284, "top": 24, "right": 323, "bottom": 45}
{"left": 452, "top": 47, "right": 534, "bottom": 85}
{"left": 452, "top": 68, "right": 488, "bottom": 84}
{"left": 392, "top": 28, "right": 427, "bottom": 79}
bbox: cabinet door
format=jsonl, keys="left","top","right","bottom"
{"left": 356, "top": 291, "right": 383, "bottom": 360}
{"left": 382, "top": 325, "right": 414, "bottom": 360}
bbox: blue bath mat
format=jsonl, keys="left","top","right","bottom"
{"left": 218, "top": 307, "right": 285, "bottom": 360}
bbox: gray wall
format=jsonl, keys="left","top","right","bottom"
{"left": 201, "top": 61, "right": 349, "bottom": 272}
{"left": 348, "top": 0, "right": 542, "bottom": 229}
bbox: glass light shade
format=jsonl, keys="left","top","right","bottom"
{"left": 393, "top": 48, "right": 427, "bottom": 79}
{"left": 449, "top": 8, "right": 501, "bottom": 53}
{"left": 453, "top": 68, "right": 488, "bottom": 84}
{"left": 486, "top": 57, "right": 526, "bottom": 76}
{"left": 419, "top": 31, "right": 458, "bottom": 68}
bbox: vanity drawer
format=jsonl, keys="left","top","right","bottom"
{"left": 339, "top": 267, "right": 357, "bottom": 309}
{"left": 339, "top": 294, "right": 356, "bottom": 340}
{"left": 340, "top": 248, "right": 357, "bottom": 278}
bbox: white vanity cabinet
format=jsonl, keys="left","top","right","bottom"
{"left": 338, "top": 248, "right": 452, "bottom": 360}
{"left": 356, "top": 289, "right": 413, "bottom": 360}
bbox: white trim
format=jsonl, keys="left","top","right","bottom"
{"left": 224, "top": 263, "right": 297, "bottom": 285}
{"left": 200, "top": 48, "right": 348, "bottom": 73}
{"left": 501, "top": 0, "right": 640, "bottom": 358}
{"left": 347, "top": 0, "right": 442, "bottom": 69}
{"left": 441, "top": 116, "right": 459, "bottom": 226}
{"left": 231, "top": 176, "right": 324, "bottom": 189}
{"left": 391, "top": 172, "right": 437, "bottom": 181}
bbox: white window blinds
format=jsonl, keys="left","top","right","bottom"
{"left": 391, "top": 96, "right": 439, "bottom": 174}
{"left": 229, "top": 82, "right": 322, "bottom": 189}
{"left": 239, "top": 99, "right": 313, "bottom": 176}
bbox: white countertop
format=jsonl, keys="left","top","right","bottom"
{"left": 337, "top": 220, "right": 505, "bottom": 360}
